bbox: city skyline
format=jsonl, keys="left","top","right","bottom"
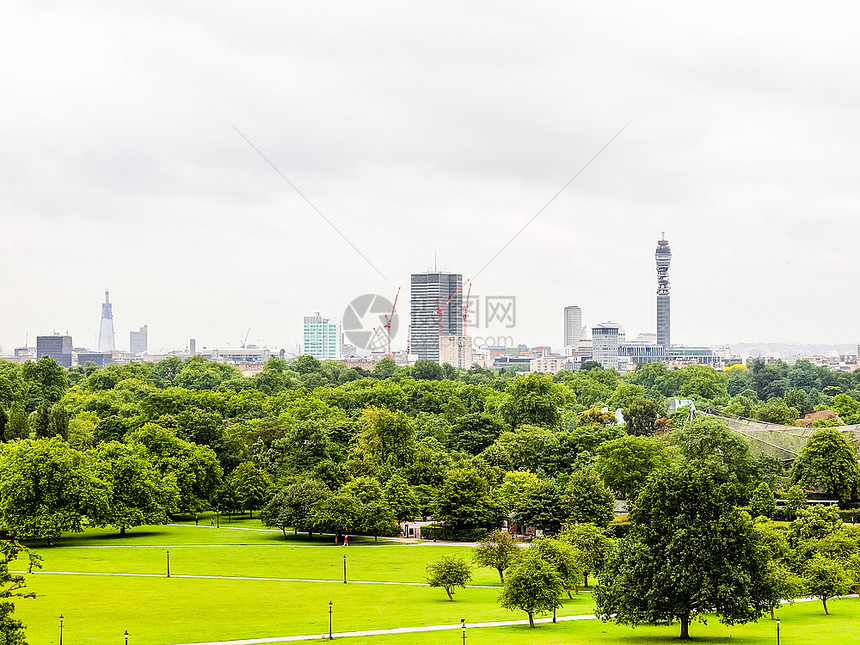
{"left": 3, "top": 3, "right": 860, "bottom": 352}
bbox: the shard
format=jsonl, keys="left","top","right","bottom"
{"left": 98, "top": 289, "right": 116, "bottom": 352}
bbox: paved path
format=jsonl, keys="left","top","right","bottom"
{"left": 170, "top": 613, "right": 599, "bottom": 645}
{"left": 15, "top": 570, "right": 502, "bottom": 588}
{"left": 168, "top": 596, "right": 846, "bottom": 645}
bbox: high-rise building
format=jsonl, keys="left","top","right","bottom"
{"left": 130, "top": 325, "right": 148, "bottom": 354}
{"left": 36, "top": 334, "right": 73, "bottom": 367}
{"left": 303, "top": 314, "right": 342, "bottom": 361}
{"left": 592, "top": 322, "right": 625, "bottom": 370}
{"left": 563, "top": 306, "right": 583, "bottom": 347}
{"left": 655, "top": 234, "right": 671, "bottom": 349}
{"left": 439, "top": 335, "right": 473, "bottom": 369}
{"left": 98, "top": 289, "right": 116, "bottom": 352}
{"left": 410, "top": 272, "right": 463, "bottom": 363}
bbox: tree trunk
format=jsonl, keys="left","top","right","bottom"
{"left": 567, "top": 590, "right": 573, "bottom": 599}
{"left": 584, "top": 572, "right": 589, "bottom": 587}
{"left": 528, "top": 612, "right": 535, "bottom": 628}
{"left": 679, "top": 615, "right": 690, "bottom": 639}
{"left": 120, "top": 526, "right": 126, "bottom": 535}
{"left": 282, "top": 528, "right": 287, "bottom": 538}
{"left": 335, "top": 533, "right": 340, "bottom": 545}
{"left": 294, "top": 527, "right": 298, "bottom": 536}
{"left": 823, "top": 598, "right": 829, "bottom": 615}
{"left": 446, "top": 587, "right": 454, "bottom": 600}
{"left": 770, "top": 606, "right": 775, "bottom": 620}
{"left": 375, "top": 535, "right": 378, "bottom": 542}
{"left": 498, "top": 568, "right": 504, "bottom": 583}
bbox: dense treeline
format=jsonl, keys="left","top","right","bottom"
{"left": 0, "top": 355, "right": 859, "bottom": 547}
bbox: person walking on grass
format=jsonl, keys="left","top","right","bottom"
{"left": 343, "top": 535, "right": 349, "bottom": 547}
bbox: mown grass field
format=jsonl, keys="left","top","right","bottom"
{"left": 10, "top": 518, "right": 860, "bottom": 644}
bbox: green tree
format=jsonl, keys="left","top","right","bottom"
{"left": 622, "top": 398, "right": 658, "bottom": 436}
{"left": 495, "top": 470, "right": 540, "bottom": 513}
{"left": 358, "top": 500, "right": 399, "bottom": 542}
{"left": 260, "top": 478, "right": 331, "bottom": 538}
{"left": 426, "top": 555, "right": 472, "bottom": 600}
{"left": 514, "top": 479, "right": 567, "bottom": 535}
{"left": 559, "top": 522, "right": 612, "bottom": 587}
{"left": 0, "top": 540, "right": 42, "bottom": 645}
{"left": 594, "top": 467, "right": 770, "bottom": 640}
{"left": 309, "top": 494, "right": 361, "bottom": 544}
{"left": 498, "top": 550, "right": 564, "bottom": 627}
{"left": 126, "top": 424, "right": 223, "bottom": 512}
{"left": 47, "top": 403, "right": 69, "bottom": 440}
{"left": 340, "top": 476, "right": 385, "bottom": 505}
{"left": 354, "top": 408, "right": 417, "bottom": 467}
{"left": 564, "top": 469, "right": 615, "bottom": 527}
{"left": 749, "top": 482, "right": 776, "bottom": 519}
{"left": 473, "top": 529, "right": 518, "bottom": 583}
{"left": 227, "top": 462, "right": 270, "bottom": 518}
{"left": 4, "top": 404, "right": 28, "bottom": 441}
{"left": 595, "top": 435, "right": 670, "bottom": 501}
{"left": 751, "top": 519, "right": 804, "bottom": 619}
{"left": 0, "top": 407, "right": 6, "bottom": 443}
{"left": 412, "top": 360, "right": 443, "bottom": 381}
{"left": 383, "top": 474, "right": 420, "bottom": 522}
{"left": 31, "top": 402, "right": 50, "bottom": 439}
{"left": 784, "top": 484, "right": 807, "bottom": 519}
{"left": 531, "top": 536, "right": 584, "bottom": 598}
{"left": 669, "top": 415, "right": 757, "bottom": 492}
{"left": 500, "top": 373, "right": 565, "bottom": 429}
{"left": 493, "top": 425, "right": 559, "bottom": 476}
{"left": 90, "top": 441, "right": 179, "bottom": 534}
{"left": 790, "top": 428, "right": 860, "bottom": 504}
{"left": 434, "top": 468, "right": 505, "bottom": 530}
{"left": 804, "top": 553, "right": 854, "bottom": 614}
{"left": 451, "top": 412, "right": 506, "bottom": 455}
{"left": 0, "top": 437, "right": 109, "bottom": 543}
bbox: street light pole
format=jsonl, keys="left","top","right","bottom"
{"left": 461, "top": 619, "right": 465, "bottom": 645}
{"left": 167, "top": 550, "right": 170, "bottom": 578}
{"left": 776, "top": 617, "right": 780, "bottom": 645}
{"left": 343, "top": 555, "right": 347, "bottom": 584}
{"left": 59, "top": 614, "right": 63, "bottom": 645}
{"left": 125, "top": 630, "right": 129, "bottom": 644}
{"left": 329, "top": 601, "right": 333, "bottom": 640}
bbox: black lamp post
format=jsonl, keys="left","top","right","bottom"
{"left": 460, "top": 619, "right": 465, "bottom": 645}
{"left": 776, "top": 617, "right": 780, "bottom": 645}
{"left": 59, "top": 614, "right": 63, "bottom": 645}
{"left": 167, "top": 550, "right": 170, "bottom": 577}
{"left": 124, "top": 630, "right": 129, "bottom": 644}
{"left": 343, "top": 555, "right": 347, "bottom": 584}
{"left": 329, "top": 601, "right": 333, "bottom": 640}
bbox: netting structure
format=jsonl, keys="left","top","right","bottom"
{"left": 698, "top": 408, "right": 860, "bottom": 464}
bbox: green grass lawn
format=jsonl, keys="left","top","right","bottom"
{"left": 9, "top": 521, "right": 860, "bottom": 644}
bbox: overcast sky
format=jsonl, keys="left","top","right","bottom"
{"left": 3, "top": 1, "right": 859, "bottom": 355}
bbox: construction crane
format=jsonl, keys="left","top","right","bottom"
{"left": 436, "top": 279, "right": 470, "bottom": 337}
{"left": 462, "top": 281, "right": 472, "bottom": 328}
{"left": 382, "top": 287, "right": 400, "bottom": 358}
{"left": 241, "top": 328, "right": 251, "bottom": 349}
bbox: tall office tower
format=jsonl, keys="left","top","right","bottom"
{"left": 592, "top": 322, "right": 625, "bottom": 370}
{"left": 130, "top": 325, "right": 148, "bottom": 354}
{"left": 563, "top": 306, "right": 583, "bottom": 347}
{"left": 303, "top": 314, "right": 343, "bottom": 361}
{"left": 410, "top": 271, "right": 463, "bottom": 363}
{"left": 36, "top": 334, "right": 73, "bottom": 367}
{"left": 98, "top": 289, "right": 116, "bottom": 352}
{"left": 655, "top": 234, "right": 672, "bottom": 349}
